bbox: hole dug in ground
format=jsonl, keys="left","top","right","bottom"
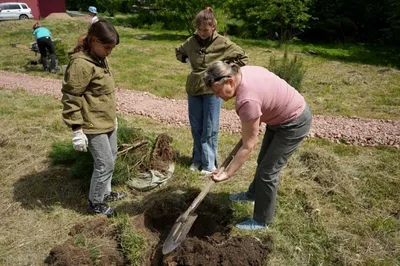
{"left": 144, "top": 189, "right": 273, "bottom": 266}
{"left": 45, "top": 189, "right": 272, "bottom": 265}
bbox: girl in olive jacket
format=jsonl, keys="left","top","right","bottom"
{"left": 175, "top": 7, "right": 248, "bottom": 174}
{"left": 61, "top": 20, "right": 125, "bottom": 217}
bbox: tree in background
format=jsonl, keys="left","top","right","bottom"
{"left": 225, "top": 0, "right": 311, "bottom": 43}
{"left": 152, "top": 0, "right": 225, "bottom": 34}
{"left": 66, "top": 0, "right": 135, "bottom": 17}
{"left": 303, "top": 0, "right": 400, "bottom": 44}
{"left": 64, "top": 0, "right": 400, "bottom": 45}
{"left": 388, "top": 0, "right": 400, "bottom": 43}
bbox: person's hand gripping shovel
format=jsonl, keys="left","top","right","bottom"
{"left": 162, "top": 139, "right": 242, "bottom": 255}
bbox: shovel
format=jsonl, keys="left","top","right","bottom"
{"left": 162, "top": 139, "right": 242, "bottom": 255}
{"left": 11, "top": 44, "right": 31, "bottom": 50}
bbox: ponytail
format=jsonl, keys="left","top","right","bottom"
{"left": 69, "top": 19, "right": 119, "bottom": 55}
{"left": 193, "top": 7, "right": 217, "bottom": 28}
{"left": 70, "top": 34, "right": 88, "bottom": 54}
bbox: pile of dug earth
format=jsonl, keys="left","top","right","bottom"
{"left": 45, "top": 190, "right": 273, "bottom": 266}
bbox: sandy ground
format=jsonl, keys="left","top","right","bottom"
{"left": 0, "top": 70, "right": 398, "bottom": 148}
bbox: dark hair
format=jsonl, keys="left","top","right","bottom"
{"left": 71, "top": 19, "right": 119, "bottom": 54}
{"left": 203, "top": 61, "right": 241, "bottom": 88}
{"left": 32, "top": 22, "right": 41, "bottom": 30}
{"left": 193, "top": 7, "right": 217, "bottom": 28}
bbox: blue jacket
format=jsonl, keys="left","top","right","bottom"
{"left": 33, "top": 27, "right": 51, "bottom": 39}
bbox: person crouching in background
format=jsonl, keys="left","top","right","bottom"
{"left": 32, "top": 22, "right": 59, "bottom": 73}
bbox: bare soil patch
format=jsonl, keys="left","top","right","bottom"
{"left": 163, "top": 236, "right": 272, "bottom": 266}
{"left": 44, "top": 189, "right": 272, "bottom": 265}
{"left": 0, "top": 71, "right": 398, "bottom": 148}
{"left": 45, "top": 216, "right": 126, "bottom": 265}
{"left": 145, "top": 189, "right": 272, "bottom": 265}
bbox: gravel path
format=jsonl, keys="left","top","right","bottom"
{"left": 0, "top": 71, "right": 399, "bottom": 148}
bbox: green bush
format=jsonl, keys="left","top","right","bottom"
{"left": 268, "top": 50, "right": 306, "bottom": 91}
{"left": 53, "top": 39, "right": 69, "bottom": 66}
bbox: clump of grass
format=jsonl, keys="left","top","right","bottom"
{"left": 269, "top": 50, "right": 306, "bottom": 91}
{"left": 297, "top": 147, "right": 343, "bottom": 188}
{"left": 115, "top": 214, "right": 146, "bottom": 266}
{"left": 48, "top": 141, "right": 93, "bottom": 181}
{"left": 53, "top": 39, "right": 69, "bottom": 65}
{"left": 48, "top": 119, "right": 173, "bottom": 186}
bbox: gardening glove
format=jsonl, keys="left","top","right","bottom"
{"left": 72, "top": 129, "right": 88, "bottom": 152}
{"left": 185, "top": 58, "right": 192, "bottom": 70}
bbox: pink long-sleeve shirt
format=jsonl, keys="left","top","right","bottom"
{"left": 235, "top": 66, "right": 306, "bottom": 125}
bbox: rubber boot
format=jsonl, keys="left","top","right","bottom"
{"left": 50, "top": 54, "right": 59, "bottom": 73}
{"left": 41, "top": 56, "right": 49, "bottom": 72}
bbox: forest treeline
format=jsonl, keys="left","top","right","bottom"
{"left": 67, "top": 0, "right": 400, "bottom": 44}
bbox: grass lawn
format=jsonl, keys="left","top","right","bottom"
{"left": 0, "top": 19, "right": 399, "bottom": 119}
{"left": 0, "top": 89, "right": 399, "bottom": 265}
{"left": 0, "top": 18, "right": 399, "bottom": 265}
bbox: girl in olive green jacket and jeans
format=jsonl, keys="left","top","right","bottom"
{"left": 175, "top": 8, "right": 248, "bottom": 174}
{"left": 61, "top": 20, "right": 125, "bottom": 217}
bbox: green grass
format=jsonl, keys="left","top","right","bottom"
{"left": 115, "top": 214, "right": 146, "bottom": 266}
{"left": 0, "top": 20, "right": 399, "bottom": 119}
{"left": 0, "top": 89, "right": 399, "bottom": 265}
{"left": 0, "top": 18, "right": 399, "bottom": 265}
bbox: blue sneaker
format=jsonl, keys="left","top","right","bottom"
{"left": 236, "top": 219, "right": 267, "bottom": 230}
{"left": 229, "top": 192, "right": 255, "bottom": 203}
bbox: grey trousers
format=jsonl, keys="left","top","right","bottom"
{"left": 246, "top": 105, "right": 312, "bottom": 225}
{"left": 87, "top": 129, "right": 118, "bottom": 204}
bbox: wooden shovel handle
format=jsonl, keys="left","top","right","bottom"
{"left": 183, "top": 139, "right": 243, "bottom": 217}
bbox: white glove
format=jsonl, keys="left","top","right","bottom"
{"left": 185, "top": 58, "right": 192, "bottom": 70}
{"left": 115, "top": 117, "right": 118, "bottom": 131}
{"left": 72, "top": 129, "right": 88, "bottom": 152}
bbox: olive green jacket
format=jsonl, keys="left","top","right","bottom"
{"left": 175, "top": 31, "right": 248, "bottom": 96}
{"left": 61, "top": 51, "right": 117, "bottom": 134}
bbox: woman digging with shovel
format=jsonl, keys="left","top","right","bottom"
{"left": 203, "top": 61, "right": 312, "bottom": 230}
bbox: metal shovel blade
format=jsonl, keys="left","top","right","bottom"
{"left": 162, "top": 213, "right": 198, "bottom": 255}
{"left": 162, "top": 139, "right": 243, "bottom": 255}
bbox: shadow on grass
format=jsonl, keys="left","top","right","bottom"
{"left": 13, "top": 165, "right": 89, "bottom": 215}
{"left": 173, "top": 152, "right": 192, "bottom": 169}
{"left": 309, "top": 46, "right": 400, "bottom": 69}
{"left": 23, "top": 64, "right": 45, "bottom": 73}
{"left": 235, "top": 38, "right": 400, "bottom": 68}
{"left": 132, "top": 33, "right": 189, "bottom": 42}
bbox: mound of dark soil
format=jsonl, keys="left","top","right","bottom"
{"left": 142, "top": 189, "right": 272, "bottom": 265}
{"left": 45, "top": 189, "right": 273, "bottom": 266}
{"left": 45, "top": 242, "right": 94, "bottom": 266}
{"left": 45, "top": 216, "right": 126, "bottom": 266}
{"left": 163, "top": 236, "right": 273, "bottom": 266}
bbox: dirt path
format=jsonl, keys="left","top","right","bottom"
{"left": 0, "top": 71, "right": 399, "bottom": 148}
